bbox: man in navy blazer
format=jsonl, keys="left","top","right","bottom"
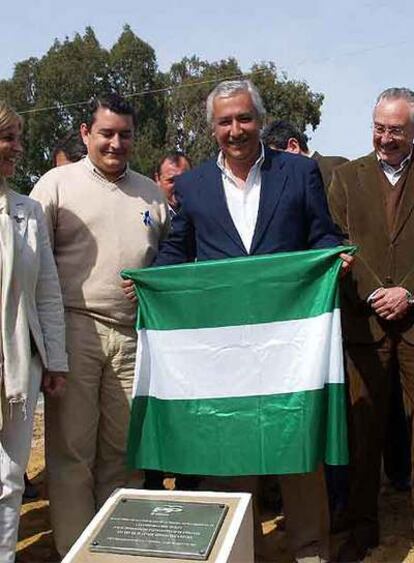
{"left": 125, "top": 79, "right": 352, "bottom": 563}
{"left": 153, "top": 144, "right": 340, "bottom": 264}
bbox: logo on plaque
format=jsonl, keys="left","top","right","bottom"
{"left": 151, "top": 505, "right": 183, "bottom": 515}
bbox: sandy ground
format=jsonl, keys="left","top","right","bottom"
{"left": 16, "top": 408, "right": 414, "bottom": 563}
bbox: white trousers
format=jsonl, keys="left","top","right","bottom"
{"left": 0, "top": 355, "right": 42, "bottom": 563}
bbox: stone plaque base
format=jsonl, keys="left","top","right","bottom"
{"left": 63, "top": 488, "right": 253, "bottom": 563}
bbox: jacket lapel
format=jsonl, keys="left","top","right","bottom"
{"left": 392, "top": 156, "right": 414, "bottom": 242}
{"left": 204, "top": 163, "right": 247, "bottom": 253}
{"left": 357, "top": 153, "right": 390, "bottom": 241}
{"left": 250, "top": 149, "right": 288, "bottom": 253}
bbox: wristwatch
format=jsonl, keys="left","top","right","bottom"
{"left": 406, "top": 290, "right": 414, "bottom": 306}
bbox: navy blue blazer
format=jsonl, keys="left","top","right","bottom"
{"left": 154, "top": 148, "right": 341, "bottom": 266}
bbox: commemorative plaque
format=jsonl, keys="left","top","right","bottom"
{"left": 89, "top": 498, "right": 228, "bottom": 560}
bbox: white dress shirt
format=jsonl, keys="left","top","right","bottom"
{"left": 377, "top": 150, "right": 412, "bottom": 186}
{"left": 217, "top": 144, "right": 265, "bottom": 253}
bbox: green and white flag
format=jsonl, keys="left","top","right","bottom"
{"left": 123, "top": 246, "right": 353, "bottom": 476}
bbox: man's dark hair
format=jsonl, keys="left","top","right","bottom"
{"left": 85, "top": 93, "right": 138, "bottom": 129}
{"left": 52, "top": 130, "right": 87, "bottom": 166}
{"left": 262, "top": 120, "right": 309, "bottom": 153}
{"left": 155, "top": 151, "right": 192, "bottom": 177}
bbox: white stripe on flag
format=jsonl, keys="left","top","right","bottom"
{"left": 133, "top": 309, "right": 343, "bottom": 400}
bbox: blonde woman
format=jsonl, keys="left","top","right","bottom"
{"left": 0, "top": 101, "right": 68, "bottom": 562}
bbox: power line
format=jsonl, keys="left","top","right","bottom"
{"left": 16, "top": 38, "right": 410, "bottom": 116}
{"left": 292, "top": 39, "right": 411, "bottom": 69}
{"left": 18, "top": 71, "right": 250, "bottom": 115}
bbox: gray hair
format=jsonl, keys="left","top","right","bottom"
{"left": 374, "top": 87, "right": 414, "bottom": 122}
{"left": 206, "top": 79, "right": 266, "bottom": 125}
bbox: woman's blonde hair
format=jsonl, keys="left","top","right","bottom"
{"left": 0, "top": 100, "right": 22, "bottom": 133}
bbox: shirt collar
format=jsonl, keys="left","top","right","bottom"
{"left": 377, "top": 148, "right": 413, "bottom": 174}
{"left": 216, "top": 142, "right": 265, "bottom": 177}
{"left": 83, "top": 155, "right": 129, "bottom": 183}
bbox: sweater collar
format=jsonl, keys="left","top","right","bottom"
{"left": 83, "top": 155, "right": 129, "bottom": 183}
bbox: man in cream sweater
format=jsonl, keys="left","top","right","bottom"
{"left": 31, "top": 93, "right": 170, "bottom": 557}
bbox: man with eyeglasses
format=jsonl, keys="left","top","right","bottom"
{"left": 329, "top": 87, "right": 414, "bottom": 562}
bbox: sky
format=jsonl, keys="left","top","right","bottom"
{"left": 2, "top": 0, "right": 413, "bottom": 159}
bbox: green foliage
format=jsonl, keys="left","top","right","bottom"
{"left": 1, "top": 28, "right": 112, "bottom": 191}
{"left": 0, "top": 26, "right": 324, "bottom": 193}
{"left": 250, "top": 62, "right": 323, "bottom": 131}
{"left": 109, "top": 25, "right": 167, "bottom": 175}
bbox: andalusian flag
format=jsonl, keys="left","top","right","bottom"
{"left": 123, "top": 246, "right": 352, "bottom": 476}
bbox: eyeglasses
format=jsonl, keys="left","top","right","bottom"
{"left": 373, "top": 123, "right": 407, "bottom": 138}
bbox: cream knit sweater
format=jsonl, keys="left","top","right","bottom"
{"left": 31, "top": 157, "right": 170, "bottom": 327}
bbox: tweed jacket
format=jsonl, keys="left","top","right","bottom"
{"left": 328, "top": 152, "right": 414, "bottom": 344}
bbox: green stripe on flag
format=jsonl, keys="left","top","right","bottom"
{"left": 124, "top": 247, "right": 356, "bottom": 475}
{"left": 122, "top": 246, "right": 352, "bottom": 330}
{"left": 127, "top": 384, "right": 348, "bottom": 475}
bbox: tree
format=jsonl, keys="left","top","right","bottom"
{"left": 1, "top": 28, "right": 111, "bottom": 192}
{"left": 109, "top": 25, "right": 167, "bottom": 176}
{"left": 0, "top": 26, "right": 324, "bottom": 192}
{"left": 250, "top": 62, "right": 323, "bottom": 132}
{"left": 0, "top": 58, "right": 41, "bottom": 192}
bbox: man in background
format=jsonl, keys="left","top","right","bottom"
{"left": 262, "top": 119, "right": 348, "bottom": 189}
{"left": 154, "top": 151, "right": 191, "bottom": 213}
{"left": 52, "top": 129, "right": 87, "bottom": 167}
